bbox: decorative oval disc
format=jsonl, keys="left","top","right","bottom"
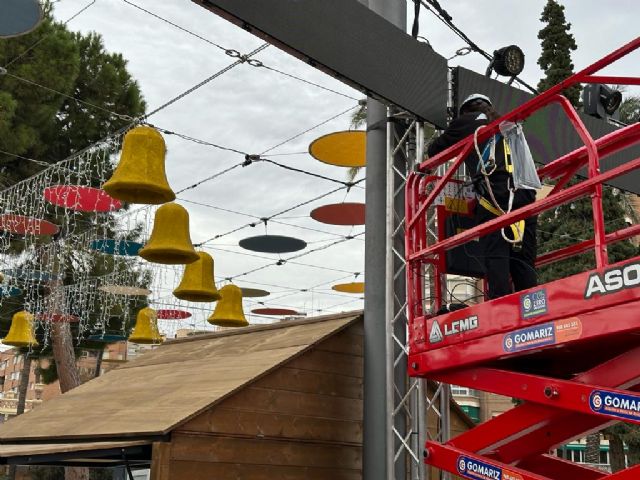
{"left": 156, "top": 309, "right": 192, "bottom": 320}
{"left": 311, "top": 202, "right": 365, "bottom": 226}
{"left": 240, "top": 287, "right": 270, "bottom": 298}
{"left": 309, "top": 130, "right": 366, "bottom": 167}
{"left": 332, "top": 282, "right": 365, "bottom": 294}
{"left": 251, "top": 307, "right": 300, "bottom": 316}
{"left": 3, "top": 269, "right": 58, "bottom": 282}
{"left": 0, "top": 215, "right": 59, "bottom": 236}
{"left": 43, "top": 185, "right": 122, "bottom": 212}
{"left": 0, "top": 286, "right": 22, "bottom": 297}
{"left": 98, "top": 285, "right": 151, "bottom": 296}
{"left": 90, "top": 239, "right": 143, "bottom": 256}
{"left": 87, "top": 334, "right": 127, "bottom": 343}
{"left": 0, "top": 0, "right": 42, "bottom": 38}
{"left": 239, "top": 235, "right": 307, "bottom": 254}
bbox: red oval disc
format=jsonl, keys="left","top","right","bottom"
{"left": 0, "top": 214, "right": 59, "bottom": 235}
{"left": 156, "top": 309, "right": 192, "bottom": 320}
{"left": 43, "top": 185, "right": 122, "bottom": 212}
{"left": 310, "top": 202, "right": 365, "bottom": 226}
{"left": 251, "top": 308, "right": 299, "bottom": 316}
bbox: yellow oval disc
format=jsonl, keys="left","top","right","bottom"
{"left": 309, "top": 130, "right": 366, "bottom": 167}
{"left": 99, "top": 285, "right": 152, "bottom": 296}
{"left": 331, "top": 282, "right": 365, "bottom": 294}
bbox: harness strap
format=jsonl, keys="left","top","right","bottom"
{"left": 478, "top": 197, "right": 525, "bottom": 245}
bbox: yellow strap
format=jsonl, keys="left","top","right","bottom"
{"left": 478, "top": 197, "right": 525, "bottom": 243}
{"left": 503, "top": 138, "right": 513, "bottom": 173}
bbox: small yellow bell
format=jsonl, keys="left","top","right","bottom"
{"left": 208, "top": 284, "right": 248, "bottom": 328}
{"left": 3, "top": 311, "right": 38, "bottom": 348}
{"left": 139, "top": 203, "right": 199, "bottom": 265}
{"left": 173, "top": 251, "right": 221, "bottom": 302}
{"left": 103, "top": 126, "right": 175, "bottom": 204}
{"left": 128, "top": 307, "right": 163, "bottom": 344}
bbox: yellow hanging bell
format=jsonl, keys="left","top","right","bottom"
{"left": 208, "top": 284, "right": 248, "bottom": 328}
{"left": 103, "top": 126, "right": 176, "bottom": 204}
{"left": 173, "top": 251, "right": 221, "bottom": 302}
{"left": 3, "top": 311, "right": 38, "bottom": 348}
{"left": 139, "top": 203, "right": 199, "bottom": 265}
{"left": 128, "top": 307, "right": 163, "bottom": 344}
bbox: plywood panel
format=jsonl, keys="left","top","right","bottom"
{"left": 150, "top": 442, "right": 171, "bottom": 480}
{"left": 227, "top": 386, "right": 362, "bottom": 421}
{"left": 170, "top": 434, "right": 361, "bottom": 470}
{"left": 253, "top": 367, "right": 363, "bottom": 399}
{"left": 314, "top": 331, "right": 363, "bottom": 356}
{"left": 287, "top": 349, "right": 363, "bottom": 378}
{"left": 168, "top": 460, "right": 361, "bottom": 480}
{"left": 177, "top": 407, "right": 362, "bottom": 444}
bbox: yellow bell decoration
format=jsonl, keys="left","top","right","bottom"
{"left": 173, "top": 251, "right": 221, "bottom": 302}
{"left": 3, "top": 311, "right": 38, "bottom": 348}
{"left": 208, "top": 284, "right": 248, "bottom": 328}
{"left": 128, "top": 307, "right": 163, "bottom": 344}
{"left": 139, "top": 202, "right": 199, "bottom": 265}
{"left": 103, "top": 126, "right": 175, "bottom": 204}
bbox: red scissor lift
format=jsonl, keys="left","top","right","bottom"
{"left": 406, "top": 38, "right": 640, "bottom": 480}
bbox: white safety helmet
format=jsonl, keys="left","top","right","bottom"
{"left": 460, "top": 93, "right": 492, "bottom": 113}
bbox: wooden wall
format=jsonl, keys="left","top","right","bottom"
{"left": 152, "top": 321, "right": 364, "bottom": 480}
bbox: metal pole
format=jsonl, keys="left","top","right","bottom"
{"left": 362, "top": 0, "right": 407, "bottom": 478}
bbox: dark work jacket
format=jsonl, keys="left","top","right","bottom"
{"left": 427, "top": 112, "right": 535, "bottom": 211}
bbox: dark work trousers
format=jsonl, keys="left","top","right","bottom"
{"left": 476, "top": 205, "right": 538, "bottom": 299}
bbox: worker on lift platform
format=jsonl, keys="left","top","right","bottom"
{"left": 427, "top": 93, "right": 538, "bottom": 299}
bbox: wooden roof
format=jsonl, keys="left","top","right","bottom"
{"left": 0, "top": 312, "right": 361, "bottom": 442}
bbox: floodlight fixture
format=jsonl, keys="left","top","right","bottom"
{"left": 583, "top": 83, "right": 623, "bottom": 119}
{"left": 486, "top": 45, "right": 525, "bottom": 78}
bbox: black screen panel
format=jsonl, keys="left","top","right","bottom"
{"left": 454, "top": 67, "right": 640, "bottom": 194}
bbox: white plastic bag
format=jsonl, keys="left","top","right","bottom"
{"left": 499, "top": 121, "right": 542, "bottom": 190}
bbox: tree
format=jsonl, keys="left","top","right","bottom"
{"left": 0, "top": 4, "right": 146, "bottom": 480}
{"left": 537, "top": 0, "right": 581, "bottom": 107}
{"left": 619, "top": 96, "right": 640, "bottom": 125}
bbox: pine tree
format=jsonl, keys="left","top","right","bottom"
{"left": 537, "top": 0, "right": 581, "bottom": 107}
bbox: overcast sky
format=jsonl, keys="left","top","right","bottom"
{"left": 48, "top": 0, "right": 639, "bottom": 334}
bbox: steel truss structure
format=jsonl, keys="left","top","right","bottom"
{"left": 406, "top": 37, "right": 640, "bottom": 479}
{"left": 386, "top": 112, "right": 453, "bottom": 480}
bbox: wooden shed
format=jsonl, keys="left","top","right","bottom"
{"left": 0, "top": 311, "right": 473, "bottom": 479}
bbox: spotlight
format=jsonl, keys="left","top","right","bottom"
{"left": 486, "top": 45, "right": 525, "bottom": 77}
{"left": 583, "top": 84, "right": 623, "bottom": 119}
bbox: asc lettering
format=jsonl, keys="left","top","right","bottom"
{"left": 444, "top": 315, "right": 478, "bottom": 336}
{"left": 584, "top": 261, "right": 640, "bottom": 299}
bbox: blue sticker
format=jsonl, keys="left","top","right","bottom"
{"left": 456, "top": 455, "right": 504, "bottom": 480}
{"left": 503, "top": 322, "right": 555, "bottom": 353}
{"left": 590, "top": 390, "right": 640, "bottom": 421}
{"left": 520, "top": 288, "right": 548, "bottom": 319}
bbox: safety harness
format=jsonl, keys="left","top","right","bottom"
{"left": 473, "top": 126, "right": 525, "bottom": 248}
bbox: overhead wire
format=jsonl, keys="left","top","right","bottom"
{"left": 120, "top": 0, "right": 359, "bottom": 101}
{"left": 416, "top": 0, "right": 538, "bottom": 94}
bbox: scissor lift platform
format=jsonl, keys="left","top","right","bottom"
{"left": 406, "top": 38, "right": 640, "bottom": 479}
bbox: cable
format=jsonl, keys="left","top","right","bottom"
{"left": 260, "top": 104, "right": 359, "bottom": 155}
{"left": 121, "top": 0, "right": 358, "bottom": 101}
{"left": 121, "top": 0, "right": 229, "bottom": 52}
{"left": 4, "top": 72, "right": 135, "bottom": 122}
{"left": 417, "top": 0, "right": 537, "bottom": 94}
{"left": 144, "top": 43, "right": 269, "bottom": 119}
